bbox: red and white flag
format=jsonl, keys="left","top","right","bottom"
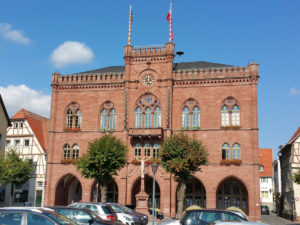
{"left": 166, "top": 3, "right": 173, "bottom": 41}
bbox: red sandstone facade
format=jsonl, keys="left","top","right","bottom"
{"left": 45, "top": 42, "right": 261, "bottom": 220}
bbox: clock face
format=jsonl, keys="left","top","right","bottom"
{"left": 143, "top": 74, "right": 154, "bottom": 87}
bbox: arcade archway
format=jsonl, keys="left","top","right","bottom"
{"left": 55, "top": 174, "right": 82, "bottom": 205}
{"left": 176, "top": 177, "right": 206, "bottom": 211}
{"left": 131, "top": 175, "right": 160, "bottom": 208}
{"left": 216, "top": 177, "right": 248, "bottom": 214}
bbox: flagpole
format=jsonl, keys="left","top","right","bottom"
{"left": 128, "top": 5, "right": 132, "bottom": 45}
{"left": 169, "top": 2, "right": 172, "bottom": 42}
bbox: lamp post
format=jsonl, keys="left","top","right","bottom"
{"left": 151, "top": 163, "right": 158, "bottom": 225}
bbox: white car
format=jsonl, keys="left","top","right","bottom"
{"left": 108, "top": 203, "right": 135, "bottom": 225}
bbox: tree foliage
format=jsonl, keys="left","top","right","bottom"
{"left": 160, "top": 133, "right": 208, "bottom": 218}
{"left": 0, "top": 150, "right": 34, "bottom": 186}
{"left": 160, "top": 133, "right": 208, "bottom": 182}
{"left": 76, "top": 134, "right": 127, "bottom": 201}
{"left": 294, "top": 169, "right": 300, "bottom": 184}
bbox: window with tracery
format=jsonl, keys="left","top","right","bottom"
{"left": 134, "top": 143, "right": 142, "bottom": 156}
{"left": 153, "top": 143, "right": 159, "bottom": 158}
{"left": 65, "top": 103, "right": 81, "bottom": 129}
{"left": 134, "top": 93, "right": 161, "bottom": 128}
{"left": 63, "top": 144, "right": 71, "bottom": 159}
{"left": 182, "top": 98, "right": 200, "bottom": 129}
{"left": 100, "top": 101, "right": 116, "bottom": 130}
{"left": 232, "top": 143, "right": 241, "bottom": 159}
{"left": 221, "top": 97, "right": 240, "bottom": 127}
{"left": 144, "top": 143, "right": 151, "bottom": 157}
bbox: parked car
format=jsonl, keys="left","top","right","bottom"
{"left": 101, "top": 203, "right": 135, "bottom": 225}
{"left": 180, "top": 209, "right": 248, "bottom": 225}
{"left": 0, "top": 207, "right": 77, "bottom": 225}
{"left": 260, "top": 205, "right": 269, "bottom": 215}
{"left": 52, "top": 206, "right": 119, "bottom": 225}
{"left": 107, "top": 203, "right": 148, "bottom": 225}
{"left": 208, "top": 222, "right": 269, "bottom": 225}
{"left": 68, "top": 202, "right": 119, "bottom": 223}
{"left": 148, "top": 208, "right": 164, "bottom": 220}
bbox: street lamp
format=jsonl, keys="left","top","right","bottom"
{"left": 151, "top": 163, "right": 158, "bottom": 225}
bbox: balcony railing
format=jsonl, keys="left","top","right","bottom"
{"left": 128, "top": 128, "right": 163, "bottom": 137}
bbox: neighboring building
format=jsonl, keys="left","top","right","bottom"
{"left": 273, "top": 159, "right": 282, "bottom": 215}
{"left": 0, "top": 94, "right": 11, "bottom": 204}
{"left": 3, "top": 109, "right": 49, "bottom": 207}
{"left": 279, "top": 127, "right": 300, "bottom": 220}
{"left": 0, "top": 94, "right": 11, "bottom": 154}
{"left": 259, "top": 149, "right": 273, "bottom": 210}
{"left": 45, "top": 40, "right": 261, "bottom": 219}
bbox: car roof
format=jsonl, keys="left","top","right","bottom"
{"left": 71, "top": 202, "right": 108, "bottom": 205}
{"left": 0, "top": 207, "right": 55, "bottom": 212}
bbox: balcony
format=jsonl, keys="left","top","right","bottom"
{"left": 128, "top": 128, "right": 163, "bottom": 138}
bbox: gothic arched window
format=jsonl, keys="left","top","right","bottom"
{"left": 100, "top": 109, "right": 108, "bottom": 129}
{"left": 144, "top": 143, "right": 151, "bottom": 157}
{"left": 145, "top": 107, "right": 152, "bottom": 128}
{"left": 192, "top": 106, "right": 200, "bottom": 128}
{"left": 231, "top": 105, "right": 240, "bottom": 126}
{"left": 182, "top": 107, "right": 190, "bottom": 128}
{"left": 135, "top": 107, "right": 142, "bottom": 128}
{"left": 72, "top": 144, "right": 79, "bottom": 159}
{"left": 63, "top": 144, "right": 70, "bottom": 159}
{"left": 134, "top": 93, "right": 161, "bottom": 128}
{"left": 135, "top": 143, "right": 142, "bottom": 157}
{"left": 109, "top": 109, "right": 116, "bottom": 129}
{"left": 222, "top": 143, "right": 230, "bottom": 160}
{"left": 66, "top": 109, "right": 73, "bottom": 128}
{"left": 75, "top": 110, "right": 82, "bottom": 128}
{"left": 232, "top": 143, "right": 241, "bottom": 160}
{"left": 221, "top": 106, "right": 229, "bottom": 127}
{"left": 153, "top": 143, "right": 159, "bottom": 158}
{"left": 153, "top": 107, "right": 161, "bottom": 128}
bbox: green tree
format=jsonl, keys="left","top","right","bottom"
{"left": 76, "top": 134, "right": 127, "bottom": 202}
{"left": 160, "top": 133, "right": 208, "bottom": 218}
{"left": 294, "top": 169, "right": 300, "bottom": 184}
{"left": 0, "top": 150, "right": 34, "bottom": 206}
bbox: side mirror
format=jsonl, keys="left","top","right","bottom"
{"left": 88, "top": 218, "right": 94, "bottom": 224}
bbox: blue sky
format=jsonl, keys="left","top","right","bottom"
{"left": 0, "top": 0, "right": 299, "bottom": 159}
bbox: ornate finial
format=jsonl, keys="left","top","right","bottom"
{"left": 128, "top": 5, "right": 133, "bottom": 45}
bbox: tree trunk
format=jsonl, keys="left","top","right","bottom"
{"left": 176, "top": 182, "right": 186, "bottom": 219}
{"left": 10, "top": 184, "right": 14, "bottom": 207}
{"left": 100, "top": 183, "right": 107, "bottom": 202}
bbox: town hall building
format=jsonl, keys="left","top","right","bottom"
{"left": 45, "top": 15, "right": 261, "bottom": 220}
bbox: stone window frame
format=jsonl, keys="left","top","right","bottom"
{"left": 64, "top": 102, "right": 82, "bottom": 129}
{"left": 133, "top": 142, "right": 160, "bottom": 159}
{"left": 220, "top": 97, "right": 241, "bottom": 127}
{"left": 134, "top": 92, "right": 161, "bottom": 128}
{"left": 63, "top": 143, "right": 71, "bottom": 159}
{"left": 99, "top": 101, "right": 116, "bottom": 130}
{"left": 181, "top": 98, "right": 201, "bottom": 129}
{"left": 221, "top": 142, "right": 241, "bottom": 160}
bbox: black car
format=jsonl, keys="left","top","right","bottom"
{"left": 52, "top": 206, "right": 119, "bottom": 225}
{"left": 261, "top": 205, "right": 270, "bottom": 215}
{"left": 109, "top": 203, "right": 148, "bottom": 225}
{"left": 180, "top": 209, "right": 247, "bottom": 225}
{"left": 148, "top": 208, "right": 164, "bottom": 220}
{"left": 0, "top": 207, "right": 77, "bottom": 225}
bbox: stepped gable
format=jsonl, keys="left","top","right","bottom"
{"left": 11, "top": 109, "right": 50, "bottom": 152}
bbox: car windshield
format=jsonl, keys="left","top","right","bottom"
{"left": 102, "top": 205, "right": 114, "bottom": 214}
{"left": 44, "top": 211, "right": 77, "bottom": 225}
{"left": 118, "top": 205, "right": 133, "bottom": 213}
{"left": 111, "top": 205, "right": 123, "bottom": 213}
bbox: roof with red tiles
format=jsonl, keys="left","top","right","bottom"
{"left": 288, "top": 127, "right": 300, "bottom": 144}
{"left": 259, "top": 148, "right": 273, "bottom": 177}
{"left": 11, "top": 109, "right": 49, "bottom": 152}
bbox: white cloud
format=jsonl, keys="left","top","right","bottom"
{"left": 0, "top": 85, "right": 51, "bottom": 118}
{"left": 0, "top": 23, "right": 30, "bottom": 44}
{"left": 50, "top": 41, "right": 94, "bottom": 68}
{"left": 289, "top": 88, "right": 300, "bottom": 96}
